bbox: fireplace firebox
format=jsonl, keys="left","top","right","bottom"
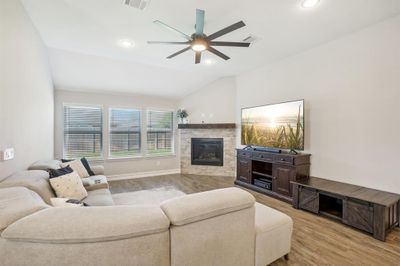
{"left": 191, "top": 138, "right": 223, "bottom": 166}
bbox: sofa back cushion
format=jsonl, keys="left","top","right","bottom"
{"left": 28, "top": 160, "right": 61, "bottom": 171}
{"left": 0, "top": 170, "right": 55, "bottom": 204}
{"left": 0, "top": 187, "right": 49, "bottom": 231}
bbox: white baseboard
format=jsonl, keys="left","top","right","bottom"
{"left": 107, "top": 168, "right": 181, "bottom": 181}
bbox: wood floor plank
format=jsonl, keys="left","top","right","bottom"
{"left": 109, "top": 174, "right": 400, "bottom": 266}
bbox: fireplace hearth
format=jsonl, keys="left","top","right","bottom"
{"left": 191, "top": 138, "right": 223, "bottom": 166}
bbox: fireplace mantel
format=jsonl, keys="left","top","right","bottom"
{"left": 178, "top": 123, "right": 236, "bottom": 129}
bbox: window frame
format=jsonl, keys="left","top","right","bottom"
{"left": 62, "top": 103, "right": 104, "bottom": 160}
{"left": 145, "top": 108, "right": 175, "bottom": 157}
{"left": 108, "top": 107, "right": 143, "bottom": 159}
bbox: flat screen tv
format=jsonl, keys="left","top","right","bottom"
{"left": 241, "top": 99, "right": 304, "bottom": 150}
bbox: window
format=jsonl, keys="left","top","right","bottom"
{"left": 147, "top": 110, "right": 174, "bottom": 155}
{"left": 63, "top": 105, "right": 103, "bottom": 159}
{"left": 109, "top": 108, "right": 141, "bottom": 158}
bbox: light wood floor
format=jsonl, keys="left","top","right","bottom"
{"left": 109, "top": 174, "right": 400, "bottom": 266}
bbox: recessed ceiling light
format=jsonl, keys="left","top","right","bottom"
{"left": 204, "top": 59, "right": 213, "bottom": 65}
{"left": 301, "top": 0, "right": 320, "bottom": 8}
{"left": 118, "top": 39, "right": 135, "bottom": 48}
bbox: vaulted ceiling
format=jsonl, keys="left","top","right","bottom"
{"left": 21, "top": 0, "right": 400, "bottom": 98}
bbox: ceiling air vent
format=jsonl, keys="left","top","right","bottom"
{"left": 242, "top": 35, "right": 257, "bottom": 43}
{"left": 123, "top": 0, "right": 151, "bottom": 10}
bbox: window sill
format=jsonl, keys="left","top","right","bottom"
{"left": 88, "top": 154, "right": 176, "bottom": 163}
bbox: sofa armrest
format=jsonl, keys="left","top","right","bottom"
{"left": 90, "top": 165, "right": 104, "bottom": 175}
{"left": 1, "top": 205, "right": 169, "bottom": 244}
{"left": 160, "top": 187, "right": 255, "bottom": 226}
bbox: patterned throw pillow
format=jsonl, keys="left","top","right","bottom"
{"left": 60, "top": 159, "right": 90, "bottom": 178}
{"left": 61, "top": 158, "right": 95, "bottom": 176}
{"left": 49, "top": 171, "right": 88, "bottom": 200}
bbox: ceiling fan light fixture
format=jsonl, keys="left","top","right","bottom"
{"left": 301, "top": 0, "right": 320, "bottom": 8}
{"left": 191, "top": 43, "right": 207, "bottom": 52}
{"left": 191, "top": 38, "right": 208, "bottom": 52}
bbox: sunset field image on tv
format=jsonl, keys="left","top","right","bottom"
{"left": 241, "top": 100, "right": 304, "bottom": 150}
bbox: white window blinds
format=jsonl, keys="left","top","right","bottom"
{"left": 109, "top": 108, "right": 141, "bottom": 158}
{"left": 147, "top": 110, "right": 174, "bottom": 155}
{"left": 63, "top": 105, "right": 103, "bottom": 159}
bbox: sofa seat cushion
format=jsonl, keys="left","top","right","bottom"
{"left": 28, "top": 160, "right": 61, "bottom": 171}
{"left": 0, "top": 170, "right": 55, "bottom": 205}
{"left": 2, "top": 205, "right": 170, "bottom": 244}
{"left": 0, "top": 187, "right": 49, "bottom": 231}
{"left": 83, "top": 188, "right": 114, "bottom": 206}
{"left": 161, "top": 187, "right": 255, "bottom": 226}
{"left": 254, "top": 202, "right": 293, "bottom": 266}
{"left": 255, "top": 202, "right": 293, "bottom": 233}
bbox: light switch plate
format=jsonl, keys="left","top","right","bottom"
{"left": 0, "top": 148, "right": 14, "bottom": 161}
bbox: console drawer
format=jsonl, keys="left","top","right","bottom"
{"left": 252, "top": 152, "right": 273, "bottom": 162}
{"left": 237, "top": 150, "right": 251, "bottom": 158}
{"left": 274, "top": 155, "right": 294, "bottom": 165}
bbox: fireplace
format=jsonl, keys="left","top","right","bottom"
{"left": 191, "top": 138, "right": 223, "bottom": 166}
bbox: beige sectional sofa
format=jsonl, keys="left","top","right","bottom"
{"left": 0, "top": 161, "right": 293, "bottom": 266}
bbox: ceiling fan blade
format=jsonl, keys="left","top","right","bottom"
{"left": 167, "top": 46, "right": 191, "bottom": 59}
{"left": 207, "top": 21, "right": 246, "bottom": 40}
{"left": 148, "top": 41, "right": 190, "bottom": 45}
{"left": 195, "top": 9, "right": 205, "bottom": 35}
{"left": 153, "top": 20, "right": 192, "bottom": 41}
{"left": 195, "top": 52, "right": 202, "bottom": 64}
{"left": 207, "top": 47, "right": 230, "bottom": 60}
{"left": 209, "top": 41, "right": 250, "bottom": 47}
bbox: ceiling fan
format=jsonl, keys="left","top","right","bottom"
{"left": 148, "top": 9, "right": 250, "bottom": 64}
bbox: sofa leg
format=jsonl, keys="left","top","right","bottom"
{"left": 284, "top": 254, "right": 289, "bottom": 260}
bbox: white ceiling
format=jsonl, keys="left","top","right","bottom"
{"left": 21, "top": 0, "right": 400, "bottom": 99}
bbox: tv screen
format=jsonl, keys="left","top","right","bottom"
{"left": 241, "top": 100, "right": 304, "bottom": 150}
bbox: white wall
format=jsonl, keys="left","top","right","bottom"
{"left": 0, "top": 0, "right": 54, "bottom": 179}
{"left": 236, "top": 16, "right": 400, "bottom": 193}
{"left": 54, "top": 89, "right": 179, "bottom": 176}
{"left": 179, "top": 77, "right": 236, "bottom": 124}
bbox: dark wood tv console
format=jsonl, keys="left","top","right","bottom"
{"left": 292, "top": 177, "right": 400, "bottom": 241}
{"left": 234, "top": 149, "right": 311, "bottom": 203}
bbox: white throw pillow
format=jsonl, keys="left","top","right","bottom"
{"left": 61, "top": 160, "right": 89, "bottom": 178}
{"left": 49, "top": 171, "right": 88, "bottom": 200}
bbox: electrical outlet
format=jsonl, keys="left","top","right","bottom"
{"left": 0, "top": 148, "right": 14, "bottom": 161}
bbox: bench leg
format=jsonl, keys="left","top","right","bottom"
{"left": 284, "top": 254, "right": 289, "bottom": 260}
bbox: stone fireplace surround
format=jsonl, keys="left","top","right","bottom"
{"left": 179, "top": 124, "right": 236, "bottom": 176}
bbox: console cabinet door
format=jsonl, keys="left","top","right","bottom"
{"left": 298, "top": 187, "right": 319, "bottom": 213}
{"left": 237, "top": 157, "right": 251, "bottom": 183}
{"left": 343, "top": 199, "right": 374, "bottom": 233}
{"left": 273, "top": 165, "right": 295, "bottom": 196}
